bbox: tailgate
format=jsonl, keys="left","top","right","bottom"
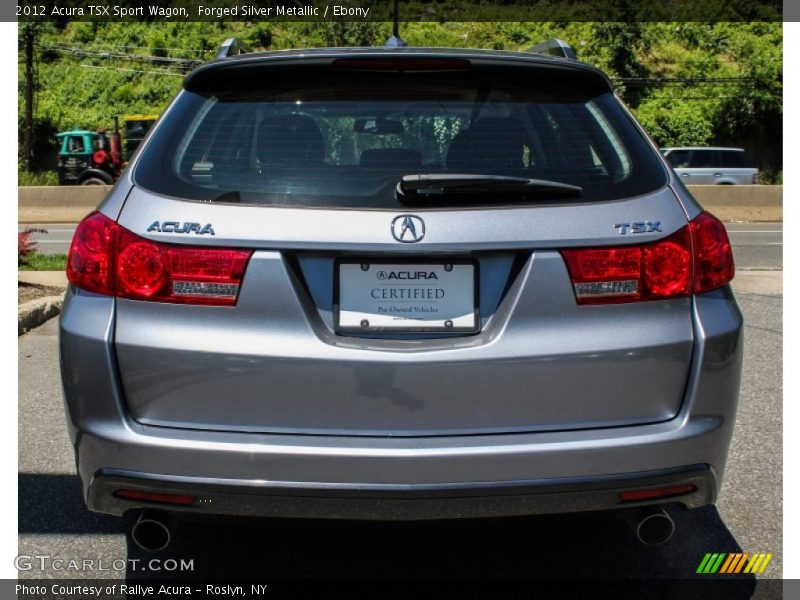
{"left": 113, "top": 187, "right": 693, "bottom": 436}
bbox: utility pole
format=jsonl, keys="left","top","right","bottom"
{"left": 22, "top": 25, "right": 35, "bottom": 173}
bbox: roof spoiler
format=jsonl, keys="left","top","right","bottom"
{"left": 526, "top": 38, "right": 577, "bottom": 60}
{"left": 216, "top": 37, "right": 251, "bottom": 60}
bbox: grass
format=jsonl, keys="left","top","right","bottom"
{"left": 19, "top": 253, "right": 67, "bottom": 271}
{"left": 758, "top": 170, "right": 783, "bottom": 185}
{"left": 18, "top": 170, "right": 59, "bottom": 186}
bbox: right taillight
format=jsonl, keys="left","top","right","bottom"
{"left": 690, "top": 211, "right": 735, "bottom": 294}
{"left": 561, "top": 211, "right": 733, "bottom": 305}
{"left": 67, "top": 212, "right": 252, "bottom": 306}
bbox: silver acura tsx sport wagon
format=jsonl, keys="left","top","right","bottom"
{"left": 59, "top": 38, "right": 742, "bottom": 551}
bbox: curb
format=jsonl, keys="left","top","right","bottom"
{"left": 18, "top": 294, "right": 65, "bottom": 336}
{"left": 18, "top": 270, "right": 68, "bottom": 288}
{"left": 731, "top": 270, "right": 782, "bottom": 296}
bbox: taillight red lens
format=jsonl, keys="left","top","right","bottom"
{"left": 568, "top": 247, "right": 641, "bottom": 281}
{"left": 561, "top": 211, "right": 732, "bottom": 305}
{"left": 161, "top": 246, "right": 251, "bottom": 305}
{"left": 690, "top": 212, "right": 735, "bottom": 293}
{"left": 642, "top": 238, "right": 691, "bottom": 297}
{"left": 66, "top": 212, "right": 116, "bottom": 295}
{"left": 117, "top": 240, "right": 166, "bottom": 298}
{"left": 67, "top": 212, "right": 252, "bottom": 306}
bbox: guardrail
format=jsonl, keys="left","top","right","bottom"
{"left": 19, "top": 185, "right": 111, "bottom": 223}
{"left": 687, "top": 185, "right": 782, "bottom": 222}
{"left": 18, "top": 184, "right": 783, "bottom": 223}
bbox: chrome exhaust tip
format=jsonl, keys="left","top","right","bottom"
{"left": 632, "top": 506, "right": 675, "bottom": 545}
{"left": 131, "top": 510, "right": 174, "bottom": 552}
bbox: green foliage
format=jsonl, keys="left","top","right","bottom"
{"left": 18, "top": 253, "right": 67, "bottom": 271}
{"left": 243, "top": 23, "right": 273, "bottom": 49}
{"left": 714, "top": 22, "right": 782, "bottom": 138}
{"left": 630, "top": 21, "right": 782, "bottom": 169}
{"left": 19, "top": 21, "right": 782, "bottom": 172}
{"left": 18, "top": 169, "right": 58, "bottom": 186}
{"left": 320, "top": 22, "right": 381, "bottom": 47}
{"left": 634, "top": 100, "right": 715, "bottom": 146}
{"left": 758, "top": 169, "right": 782, "bottom": 185}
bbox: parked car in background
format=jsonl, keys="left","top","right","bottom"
{"left": 661, "top": 147, "right": 758, "bottom": 185}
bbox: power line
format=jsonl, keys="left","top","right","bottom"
{"left": 43, "top": 44, "right": 202, "bottom": 70}
{"left": 41, "top": 41, "right": 212, "bottom": 56}
{"left": 79, "top": 64, "right": 185, "bottom": 77}
{"left": 635, "top": 96, "right": 745, "bottom": 100}
{"left": 616, "top": 76, "right": 767, "bottom": 86}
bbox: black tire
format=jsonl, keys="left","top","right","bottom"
{"left": 80, "top": 177, "right": 109, "bottom": 186}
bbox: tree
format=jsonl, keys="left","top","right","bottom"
{"left": 587, "top": 22, "right": 650, "bottom": 106}
{"left": 634, "top": 99, "right": 715, "bottom": 147}
{"left": 19, "top": 23, "right": 40, "bottom": 172}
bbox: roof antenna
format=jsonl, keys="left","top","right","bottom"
{"left": 384, "top": 0, "right": 407, "bottom": 47}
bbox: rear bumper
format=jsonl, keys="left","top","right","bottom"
{"left": 90, "top": 466, "right": 715, "bottom": 519}
{"left": 60, "top": 286, "right": 743, "bottom": 519}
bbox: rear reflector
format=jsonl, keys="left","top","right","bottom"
{"left": 114, "top": 489, "right": 196, "bottom": 506}
{"left": 561, "top": 211, "right": 733, "bottom": 305}
{"left": 618, "top": 484, "right": 696, "bottom": 502}
{"left": 67, "top": 212, "right": 252, "bottom": 306}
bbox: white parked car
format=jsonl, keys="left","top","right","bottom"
{"left": 662, "top": 147, "right": 758, "bottom": 185}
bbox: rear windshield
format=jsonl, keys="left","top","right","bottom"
{"left": 134, "top": 67, "right": 667, "bottom": 208}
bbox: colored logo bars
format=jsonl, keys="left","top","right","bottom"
{"left": 696, "top": 553, "right": 773, "bottom": 575}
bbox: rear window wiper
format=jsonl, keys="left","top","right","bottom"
{"left": 397, "top": 174, "right": 582, "bottom": 200}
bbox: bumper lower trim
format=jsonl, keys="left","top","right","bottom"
{"left": 89, "top": 465, "right": 715, "bottom": 520}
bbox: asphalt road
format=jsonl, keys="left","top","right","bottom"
{"left": 726, "top": 223, "right": 783, "bottom": 271}
{"left": 19, "top": 223, "right": 76, "bottom": 256}
{"left": 18, "top": 222, "right": 783, "bottom": 270}
{"left": 18, "top": 275, "right": 782, "bottom": 592}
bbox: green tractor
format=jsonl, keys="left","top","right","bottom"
{"left": 57, "top": 115, "right": 158, "bottom": 185}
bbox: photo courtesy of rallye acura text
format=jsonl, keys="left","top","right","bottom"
{"left": 60, "top": 34, "right": 741, "bottom": 552}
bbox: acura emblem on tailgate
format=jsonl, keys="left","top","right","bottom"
{"left": 391, "top": 215, "right": 425, "bottom": 243}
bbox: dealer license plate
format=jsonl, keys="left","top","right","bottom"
{"left": 335, "top": 261, "right": 478, "bottom": 333}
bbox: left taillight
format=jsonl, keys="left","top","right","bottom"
{"left": 67, "top": 212, "right": 252, "bottom": 306}
{"left": 66, "top": 212, "right": 116, "bottom": 296}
